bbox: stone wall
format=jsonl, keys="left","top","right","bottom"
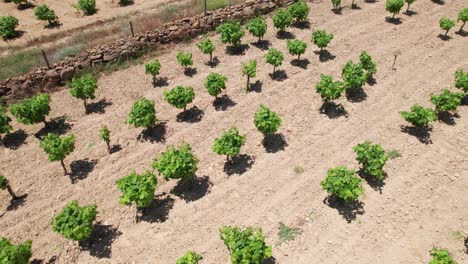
{"left": 0, "top": 0, "right": 295, "bottom": 102}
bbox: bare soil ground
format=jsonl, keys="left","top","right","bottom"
{"left": 1, "top": 1, "right": 467, "bottom": 263}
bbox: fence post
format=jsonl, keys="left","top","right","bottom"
{"left": 129, "top": 21, "right": 135, "bottom": 37}
{"left": 204, "top": 0, "right": 207, "bottom": 16}
{"left": 41, "top": 50, "right": 51, "bottom": 69}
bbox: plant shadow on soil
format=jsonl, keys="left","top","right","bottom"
{"left": 314, "top": 50, "right": 336, "bottom": 62}
{"left": 385, "top": 17, "right": 402, "bottom": 25}
{"left": 290, "top": 58, "right": 310, "bottom": 69}
{"left": 438, "top": 112, "right": 458, "bottom": 126}
{"left": 263, "top": 133, "right": 288, "bottom": 153}
{"left": 346, "top": 87, "right": 367, "bottom": 102}
{"left": 431, "top": 0, "right": 445, "bottom": 5}
{"left": 319, "top": 102, "right": 348, "bottom": 119}
{"left": 140, "top": 194, "right": 175, "bottom": 223}
{"left": 110, "top": 144, "right": 122, "bottom": 154}
{"left": 357, "top": 169, "right": 386, "bottom": 194}
{"left": 323, "top": 195, "right": 365, "bottom": 223}
{"left": 455, "top": 30, "right": 467, "bottom": 37}
{"left": 79, "top": 222, "right": 122, "bottom": 259}
{"left": 292, "top": 21, "right": 310, "bottom": 30}
{"left": 331, "top": 8, "right": 343, "bottom": 15}
{"left": 400, "top": 125, "right": 433, "bottom": 144}
{"left": 249, "top": 80, "right": 263, "bottom": 93}
{"left": 153, "top": 77, "right": 169, "bottom": 88}
{"left": 213, "top": 95, "right": 237, "bottom": 111}
{"left": 223, "top": 154, "right": 255, "bottom": 176}
{"left": 264, "top": 256, "right": 278, "bottom": 264}
{"left": 404, "top": 10, "right": 418, "bottom": 17}
{"left": 269, "top": 70, "right": 288, "bottom": 81}
{"left": 6, "top": 194, "right": 28, "bottom": 211}
{"left": 170, "top": 175, "right": 212, "bottom": 202}
{"left": 69, "top": 159, "right": 99, "bottom": 184}
{"left": 276, "top": 31, "right": 295, "bottom": 40}
{"left": 30, "top": 256, "right": 57, "bottom": 264}
{"left": 251, "top": 40, "right": 271, "bottom": 51}
{"left": 437, "top": 34, "right": 452, "bottom": 41}
{"left": 87, "top": 98, "right": 113, "bottom": 114}
{"left": 2, "top": 129, "right": 28, "bottom": 150}
{"left": 176, "top": 106, "right": 204, "bottom": 123}
{"left": 183, "top": 67, "right": 198, "bottom": 77}
{"left": 367, "top": 76, "right": 377, "bottom": 86}
{"left": 226, "top": 44, "right": 249, "bottom": 56}
{"left": 138, "top": 122, "right": 167, "bottom": 143}
{"left": 34, "top": 116, "right": 73, "bottom": 139}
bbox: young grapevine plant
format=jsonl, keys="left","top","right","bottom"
{"left": 331, "top": 0, "right": 342, "bottom": 12}
{"left": 10, "top": 93, "right": 51, "bottom": 127}
{"left": 400, "top": 104, "right": 437, "bottom": 128}
{"left": 272, "top": 9, "right": 292, "bottom": 34}
{"left": 265, "top": 48, "right": 284, "bottom": 74}
{"left": 429, "top": 247, "right": 456, "bottom": 264}
{"left": 212, "top": 127, "right": 246, "bottom": 161}
{"left": 0, "top": 16, "right": 19, "bottom": 40}
{"left": 342, "top": 61, "right": 367, "bottom": 90}
{"left": 100, "top": 126, "right": 111, "bottom": 154}
{"left": 0, "top": 107, "right": 12, "bottom": 145}
{"left": 288, "top": 0, "right": 310, "bottom": 23}
{"left": 205, "top": 72, "right": 228, "bottom": 98}
{"left": 253, "top": 105, "right": 282, "bottom": 141}
{"left": 163, "top": 86, "right": 195, "bottom": 111}
{"left": 315, "top": 74, "right": 345, "bottom": 104}
{"left": 40, "top": 133, "right": 75, "bottom": 175}
{"left": 430, "top": 89, "right": 464, "bottom": 113}
{"left": 0, "top": 175, "right": 18, "bottom": 200}
{"left": 311, "top": 29, "right": 334, "bottom": 51}
{"left": 246, "top": 17, "right": 267, "bottom": 43}
{"left": 117, "top": 171, "right": 157, "bottom": 208}
{"left": 439, "top": 17, "right": 455, "bottom": 36}
{"left": 75, "top": 0, "right": 97, "bottom": 15}
{"left": 458, "top": 8, "right": 468, "bottom": 32}
{"left": 177, "top": 52, "right": 193, "bottom": 71}
{"left": 216, "top": 22, "right": 245, "bottom": 48}
{"left": 152, "top": 143, "right": 198, "bottom": 182}
{"left": 454, "top": 69, "right": 468, "bottom": 93}
{"left": 353, "top": 141, "right": 388, "bottom": 180}
{"left": 52, "top": 200, "right": 97, "bottom": 241}
{"left": 145, "top": 59, "right": 161, "bottom": 84}
{"left": 196, "top": 39, "right": 215, "bottom": 64}
{"left": 242, "top": 60, "right": 257, "bottom": 92}
{"left": 70, "top": 73, "right": 97, "bottom": 114}
{"left": 287, "top": 39, "right": 307, "bottom": 60}
{"left": 0, "top": 237, "right": 32, "bottom": 264}
{"left": 404, "top": 0, "right": 416, "bottom": 14}
{"left": 359, "top": 51, "right": 377, "bottom": 79}
{"left": 34, "top": 4, "right": 58, "bottom": 26}
{"left": 219, "top": 226, "right": 272, "bottom": 264}
{"left": 176, "top": 251, "right": 203, "bottom": 264}
{"left": 386, "top": 0, "right": 405, "bottom": 20}
{"left": 126, "top": 98, "right": 157, "bottom": 129}
{"left": 320, "top": 166, "right": 363, "bottom": 203}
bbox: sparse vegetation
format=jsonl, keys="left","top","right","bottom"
{"left": 40, "top": 133, "right": 75, "bottom": 175}
{"left": 220, "top": 226, "right": 272, "bottom": 264}
{"left": 272, "top": 8, "right": 292, "bottom": 34}
{"left": 287, "top": 39, "right": 307, "bottom": 60}
{"left": 386, "top": 149, "right": 401, "bottom": 159}
{"left": 311, "top": 29, "right": 333, "bottom": 51}
{"left": 278, "top": 222, "right": 301, "bottom": 244}
{"left": 439, "top": 17, "right": 455, "bottom": 37}
{"left": 429, "top": 247, "right": 456, "bottom": 264}
{"left": 152, "top": 143, "right": 198, "bottom": 182}
{"left": 163, "top": 86, "right": 195, "bottom": 112}
{"left": 265, "top": 48, "right": 284, "bottom": 75}
{"left": 126, "top": 98, "right": 157, "bottom": 129}
{"left": 205, "top": 72, "right": 228, "bottom": 98}
{"left": 197, "top": 39, "right": 215, "bottom": 64}
{"left": 0, "top": 237, "right": 32, "bottom": 264}
{"left": 70, "top": 73, "right": 97, "bottom": 114}
{"left": 400, "top": 104, "right": 437, "bottom": 128}
{"left": 0, "top": 16, "right": 19, "bottom": 40}
{"left": 246, "top": 17, "right": 267, "bottom": 43}
{"left": 52, "top": 200, "right": 97, "bottom": 241}
{"left": 212, "top": 127, "right": 246, "bottom": 161}
{"left": 321, "top": 166, "right": 363, "bottom": 202}
{"left": 294, "top": 166, "right": 305, "bottom": 175}
{"left": 176, "top": 251, "right": 203, "bottom": 264}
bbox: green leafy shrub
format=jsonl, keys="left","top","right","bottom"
{"left": 311, "top": 29, "right": 333, "bottom": 51}
{"left": 386, "top": 0, "right": 405, "bottom": 19}
{"left": 10, "top": 93, "right": 51, "bottom": 127}
{"left": 353, "top": 141, "right": 388, "bottom": 180}
{"left": 331, "top": 0, "right": 342, "bottom": 12}
{"left": 359, "top": 51, "right": 377, "bottom": 79}
{"left": 212, "top": 127, "right": 246, "bottom": 161}
{"left": 315, "top": 74, "right": 345, "bottom": 103}
{"left": 40, "top": 133, "right": 75, "bottom": 175}
{"left": 439, "top": 17, "right": 455, "bottom": 36}
{"left": 52, "top": 200, "right": 97, "bottom": 241}
{"left": 145, "top": 59, "right": 161, "bottom": 83}
{"left": 219, "top": 226, "right": 272, "bottom": 264}
{"left": 152, "top": 143, "right": 198, "bottom": 182}
{"left": 177, "top": 52, "right": 193, "bottom": 71}
{"left": 404, "top": 0, "right": 416, "bottom": 13}
{"left": 265, "top": 48, "right": 284, "bottom": 74}
{"left": 320, "top": 166, "right": 363, "bottom": 202}
{"left": 253, "top": 105, "right": 282, "bottom": 141}
{"left": 454, "top": 69, "right": 468, "bottom": 93}
{"left": 342, "top": 61, "right": 367, "bottom": 90}
{"left": 0, "top": 16, "right": 19, "bottom": 40}
{"left": 0, "top": 108, "right": 12, "bottom": 144}
{"left": 205, "top": 72, "right": 228, "bottom": 98}
{"left": 196, "top": 39, "right": 215, "bottom": 64}
{"left": 0, "top": 237, "right": 32, "bottom": 264}
{"left": 288, "top": 0, "right": 310, "bottom": 23}
{"left": 430, "top": 89, "right": 464, "bottom": 112}
{"left": 70, "top": 73, "right": 97, "bottom": 114}
{"left": 287, "top": 39, "right": 307, "bottom": 60}
{"left": 34, "top": 4, "right": 58, "bottom": 26}
{"left": 75, "top": 0, "right": 96, "bottom": 15}
{"left": 100, "top": 126, "right": 111, "bottom": 154}
{"left": 272, "top": 8, "right": 292, "bottom": 33}
{"left": 216, "top": 22, "right": 245, "bottom": 48}
{"left": 163, "top": 86, "right": 195, "bottom": 111}
{"left": 242, "top": 60, "right": 257, "bottom": 92}
{"left": 126, "top": 98, "right": 157, "bottom": 129}
{"left": 400, "top": 104, "right": 437, "bottom": 127}
{"left": 429, "top": 247, "right": 456, "bottom": 264}
{"left": 246, "top": 17, "right": 267, "bottom": 42}
{"left": 176, "top": 251, "right": 203, "bottom": 264}
{"left": 458, "top": 8, "right": 468, "bottom": 32}
{"left": 117, "top": 171, "right": 157, "bottom": 208}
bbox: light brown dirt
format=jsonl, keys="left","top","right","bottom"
{"left": 1, "top": 1, "right": 467, "bottom": 263}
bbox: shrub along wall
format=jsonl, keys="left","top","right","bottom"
{"left": 0, "top": 0, "right": 294, "bottom": 103}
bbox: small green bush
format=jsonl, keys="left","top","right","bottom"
{"left": 70, "top": 73, "right": 97, "bottom": 114}
{"left": 454, "top": 69, "right": 468, "bottom": 93}
{"left": 152, "top": 143, "right": 198, "bottom": 182}
{"left": 242, "top": 60, "right": 257, "bottom": 92}
{"left": 321, "top": 166, "right": 363, "bottom": 202}
{"left": 75, "top": 0, "right": 97, "bottom": 15}
{"left": 430, "top": 89, "right": 464, "bottom": 112}
{"left": 458, "top": 8, "right": 468, "bottom": 32}
{"left": 196, "top": 39, "right": 215, "bottom": 64}
{"left": 315, "top": 74, "right": 345, "bottom": 103}
{"left": 288, "top": 0, "right": 310, "bottom": 23}
{"left": 272, "top": 8, "right": 292, "bottom": 33}
{"left": 176, "top": 251, "right": 203, "bottom": 264}
{"left": 342, "top": 60, "right": 367, "bottom": 90}
{"left": 253, "top": 105, "right": 282, "bottom": 139}
{"left": 0, "top": 108, "right": 12, "bottom": 144}
{"left": 246, "top": 17, "right": 267, "bottom": 42}
{"left": 0, "top": 16, "right": 19, "bottom": 40}
{"left": 311, "top": 29, "right": 333, "bottom": 51}
{"left": 359, "top": 51, "right": 377, "bottom": 79}
{"left": 177, "top": 52, "right": 193, "bottom": 71}
{"left": 163, "top": 86, "right": 195, "bottom": 111}
{"left": 216, "top": 22, "right": 245, "bottom": 48}
{"left": 117, "top": 171, "right": 157, "bottom": 208}
{"left": 40, "top": 133, "right": 75, "bottom": 175}
{"left": 400, "top": 104, "right": 437, "bottom": 127}
{"left": 386, "top": 0, "right": 405, "bottom": 19}
{"left": 219, "top": 226, "right": 272, "bottom": 264}
{"left": 9, "top": 93, "right": 51, "bottom": 127}
{"left": 287, "top": 39, "right": 307, "bottom": 60}
{"left": 0, "top": 237, "right": 32, "bottom": 264}
{"left": 100, "top": 126, "right": 111, "bottom": 154}
{"left": 429, "top": 247, "right": 456, "bottom": 264}
{"left": 439, "top": 17, "right": 455, "bottom": 36}
{"left": 265, "top": 48, "right": 284, "bottom": 74}
{"left": 127, "top": 98, "right": 157, "bottom": 129}
{"left": 145, "top": 59, "right": 161, "bottom": 83}
{"left": 205, "top": 72, "right": 228, "bottom": 98}
{"left": 353, "top": 141, "right": 388, "bottom": 180}
{"left": 52, "top": 200, "right": 97, "bottom": 241}
{"left": 331, "top": 0, "right": 342, "bottom": 11}
{"left": 212, "top": 127, "right": 246, "bottom": 161}
{"left": 34, "top": 4, "right": 58, "bottom": 26}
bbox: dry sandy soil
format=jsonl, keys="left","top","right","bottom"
{"left": 1, "top": 1, "right": 467, "bottom": 263}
